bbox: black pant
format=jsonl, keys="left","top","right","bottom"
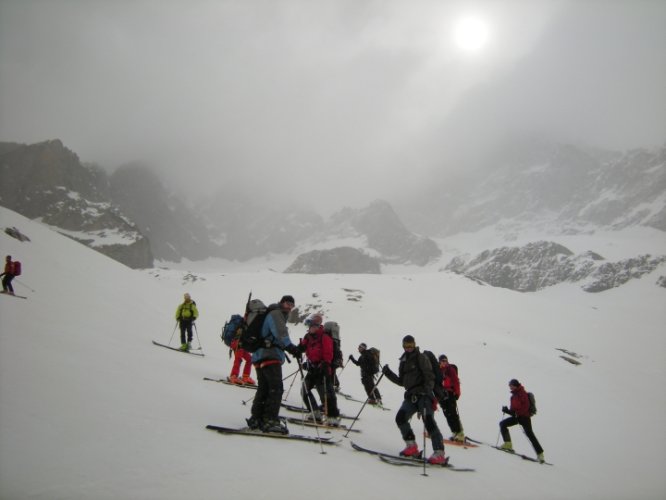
{"left": 2, "top": 274, "right": 15, "bottom": 293}
{"left": 438, "top": 393, "right": 463, "bottom": 434}
{"left": 500, "top": 416, "right": 543, "bottom": 454}
{"left": 179, "top": 320, "right": 193, "bottom": 344}
{"left": 361, "top": 373, "right": 381, "bottom": 400}
{"left": 304, "top": 367, "right": 340, "bottom": 418}
{"left": 252, "top": 363, "right": 284, "bottom": 424}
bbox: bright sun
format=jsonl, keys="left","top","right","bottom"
{"left": 452, "top": 16, "right": 490, "bottom": 52}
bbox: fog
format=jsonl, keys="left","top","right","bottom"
{"left": 1, "top": 0, "right": 665, "bottom": 213}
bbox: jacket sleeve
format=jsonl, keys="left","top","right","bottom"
{"left": 265, "top": 309, "right": 292, "bottom": 348}
{"left": 175, "top": 304, "right": 182, "bottom": 320}
{"left": 192, "top": 304, "right": 199, "bottom": 319}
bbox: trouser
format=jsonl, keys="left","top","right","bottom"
{"left": 251, "top": 362, "right": 284, "bottom": 424}
{"left": 396, "top": 395, "right": 444, "bottom": 451}
{"left": 438, "top": 392, "right": 463, "bottom": 434}
{"left": 231, "top": 348, "right": 252, "bottom": 377}
{"left": 179, "top": 320, "right": 193, "bottom": 344}
{"left": 361, "top": 374, "right": 381, "bottom": 400}
{"left": 2, "top": 275, "right": 14, "bottom": 293}
{"left": 500, "top": 416, "right": 544, "bottom": 454}
{"left": 303, "top": 367, "right": 340, "bottom": 418}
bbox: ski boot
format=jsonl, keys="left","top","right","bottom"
{"left": 179, "top": 343, "right": 189, "bottom": 351}
{"left": 228, "top": 374, "right": 243, "bottom": 385}
{"left": 399, "top": 440, "right": 420, "bottom": 458}
{"left": 452, "top": 431, "right": 466, "bottom": 442}
{"left": 537, "top": 452, "right": 545, "bottom": 464}
{"left": 428, "top": 450, "right": 448, "bottom": 465}
{"left": 262, "top": 419, "right": 289, "bottom": 435}
{"left": 500, "top": 441, "right": 514, "bottom": 453}
{"left": 242, "top": 375, "right": 256, "bottom": 385}
{"left": 246, "top": 416, "right": 261, "bottom": 430}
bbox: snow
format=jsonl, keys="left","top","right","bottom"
{"left": 1, "top": 206, "right": 665, "bottom": 500}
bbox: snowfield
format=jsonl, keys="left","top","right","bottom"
{"left": 1, "top": 206, "right": 664, "bottom": 500}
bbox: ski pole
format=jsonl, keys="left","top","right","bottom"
{"left": 14, "top": 279, "right": 35, "bottom": 292}
{"left": 194, "top": 322, "right": 203, "bottom": 352}
{"left": 295, "top": 357, "right": 326, "bottom": 455}
{"left": 168, "top": 322, "right": 179, "bottom": 346}
{"left": 419, "top": 397, "right": 428, "bottom": 477}
{"left": 338, "top": 357, "right": 351, "bottom": 376}
{"left": 243, "top": 370, "right": 299, "bottom": 406}
{"left": 282, "top": 368, "right": 300, "bottom": 401}
{"left": 344, "top": 372, "right": 385, "bottom": 438}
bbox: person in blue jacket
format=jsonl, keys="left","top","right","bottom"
{"left": 247, "top": 295, "right": 300, "bottom": 434}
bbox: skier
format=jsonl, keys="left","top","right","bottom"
{"left": 298, "top": 314, "right": 341, "bottom": 426}
{"left": 499, "top": 379, "right": 545, "bottom": 463}
{"left": 0, "top": 255, "right": 16, "bottom": 295}
{"left": 437, "top": 354, "right": 465, "bottom": 442}
{"left": 349, "top": 343, "right": 382, "bottom": 404}
{"left": 382, "top": 335, "right": 447, "bottom": 465}
{"left": 228, "top": 334, "right": 255, "bottom": 385}
{"left": 247, "top": 295, "right": 300, "bottom": 434}
{"left": 175, "top": 293, "right": 198, "bottom": 351}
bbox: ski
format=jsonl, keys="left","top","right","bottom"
{"left": 205, "top": 425, "right": 339, "bottom": 445}
{"left": 152, "top": 340, "right": 204, "bottom": 356}
{"left": 203, "top": 377, "right": 257, "bottom": 389}
{"left": 465, "top": 437, "right": 553, "bottom": 465}
{"left": 350, "top": 441, "right": 475, "bottom": 472}
{"left": 338, "top": 393, "right": 391, "bottom": 411}
{"left": 280, "top": 403, "right": 355, "bottom": 421}
{"left": 284, "top": 416, "right": 361, "bottom": 433}
{"left": 0, "top": 292, "right": 27, "bottom": 299}
{"left": 443, "top": 438, "right": 478, "bottom": 449}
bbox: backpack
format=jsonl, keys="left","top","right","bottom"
{"left": 221, "top": 314, "right": 244, "bottom": 347}
{"left": 423, "top": 350, "right": 442, "bottom": 385}
{"left": 527, "top": 391, "right": 537, "bottom": 417}
{"left": 323, "top": 321, "right": 343, "bottom": 368}
{"left": 12, "top": 261, "right": 21, "bottom": 276}
{"left": 237, "top": 299, "right": 272, "bottom": 353}
{"left": 368, "top": 347, "right": 380, "bottom": 374}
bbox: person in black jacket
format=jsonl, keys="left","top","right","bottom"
{"left": 349, "top": 343, "right": 382, "bottom": 404}
{"left": 382, "top": 335, "right": 447, "bottom": 465}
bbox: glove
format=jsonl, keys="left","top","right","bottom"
{"left": 286, "top": 344, "right": 301, "bottom": 357}
{"left": 382, "top": 364, "right": 391, "bottom": 375}
{"left": 348, "top": 354, "right": 353, "bottom": 360}
{"left": 502, "top": 406, "right": 510, "bottom": 415}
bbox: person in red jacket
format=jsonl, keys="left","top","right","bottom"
{"left": 1, "top": 255, "right": 16, "bottom": 295}
{"left": 438, "top": 354, "right": 465, "bottom": 442}
{"left": 299, "top": 315, "right": 341, "bottom": 426}
{"left": 499, "top": 379, "right": 545, "bottom": 463}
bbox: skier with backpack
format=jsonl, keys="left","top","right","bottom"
{"left": 0, "top": 255, "right": 19, "bottom": 295}
{"left": 175, "top": 293, "right": 198, "bottom": 351}
{"left": 437, "top": 354, "right": 465, "bottom": 442}
{"left": 246, "top": 295, "right": 300, "bottom": 434}
{"left": 499, "top": 378, "right": 545, "bottom": 463}
{"left": 222, "top": 315, "right": 255, "bottom": 385}
{"left": 298, "top": 314, "right": 341, "bottom": 426}
{"left": 349, "top": 343, "right": 382, "bottom": 405}
{"left": 382, "top": 335, "right": 447, "bottom": 465}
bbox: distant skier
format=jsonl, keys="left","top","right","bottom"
{"left": 0, "top": 255, "right": 17, "bottom": 295}
{"left": 175, "top": 293, "right": 198, "bottom": 351}
{"left": 349, "top": 343, "right": 382, "bottom": 404}
{"left": 499, "top": 379, "right": 545, "bottom": 463}
{"left": 382, "top": 335, "right": 447, "bottom": 465}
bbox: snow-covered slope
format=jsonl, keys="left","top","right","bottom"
{"left": 0, "top": 206, "right": 664, "bottom": 500}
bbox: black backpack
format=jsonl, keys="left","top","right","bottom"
{"left": 237, "top": 299, "right": 272, "bottom": 353}
{"left": 527, "top": 391, "right": 537, "bottom": 416}
{"left": 367, "top": 347, "right": 380, "bottom": 374}
{"left": 423, "top": 350, "right": 444, "bottom": 397}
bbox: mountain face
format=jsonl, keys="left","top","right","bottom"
{"left": 0, "top": 140, "right": 153, "bottom": 268}
{"left": 284, "top": 247, "right": 381, "bottom": 274}
{"left": 446, "top": 241, "right": 666, "bottom": 292}
{"left": 400, "top": 143, "right": 666, "bottom": 236}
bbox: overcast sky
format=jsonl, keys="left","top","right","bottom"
{"left": 1, "top": 0, "right": 665, "bottom": 213}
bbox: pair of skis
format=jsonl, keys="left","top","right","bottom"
{"left": 152, "top": 340, "right": 204, "bottom": 357}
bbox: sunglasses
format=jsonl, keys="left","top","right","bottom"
{"left": 402, "top": 342, "right": 416, "bottom": 349}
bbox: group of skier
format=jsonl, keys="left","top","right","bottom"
{"left": 172, "top": 292, "right": 545, "bottom": 465}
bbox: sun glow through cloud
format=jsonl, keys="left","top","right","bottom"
{"left": 453, "top": 16, "right": 490, "bottom": 52}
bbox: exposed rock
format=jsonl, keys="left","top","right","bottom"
{"left": 284, "top": 247, "right": 381, "bottom": 274}
{"left": 446, "top": 240, "right": 666, "bottom": 292}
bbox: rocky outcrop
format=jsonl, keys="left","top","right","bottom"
{"left": 284, "top": 247, "right": 381, "bottom": 274}
{"left": 445, "top": 240, "right": 666, "bottom": 292}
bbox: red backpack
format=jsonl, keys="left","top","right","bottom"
{"left": 12, "top": 261, "right": 21, "bottom": 276}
